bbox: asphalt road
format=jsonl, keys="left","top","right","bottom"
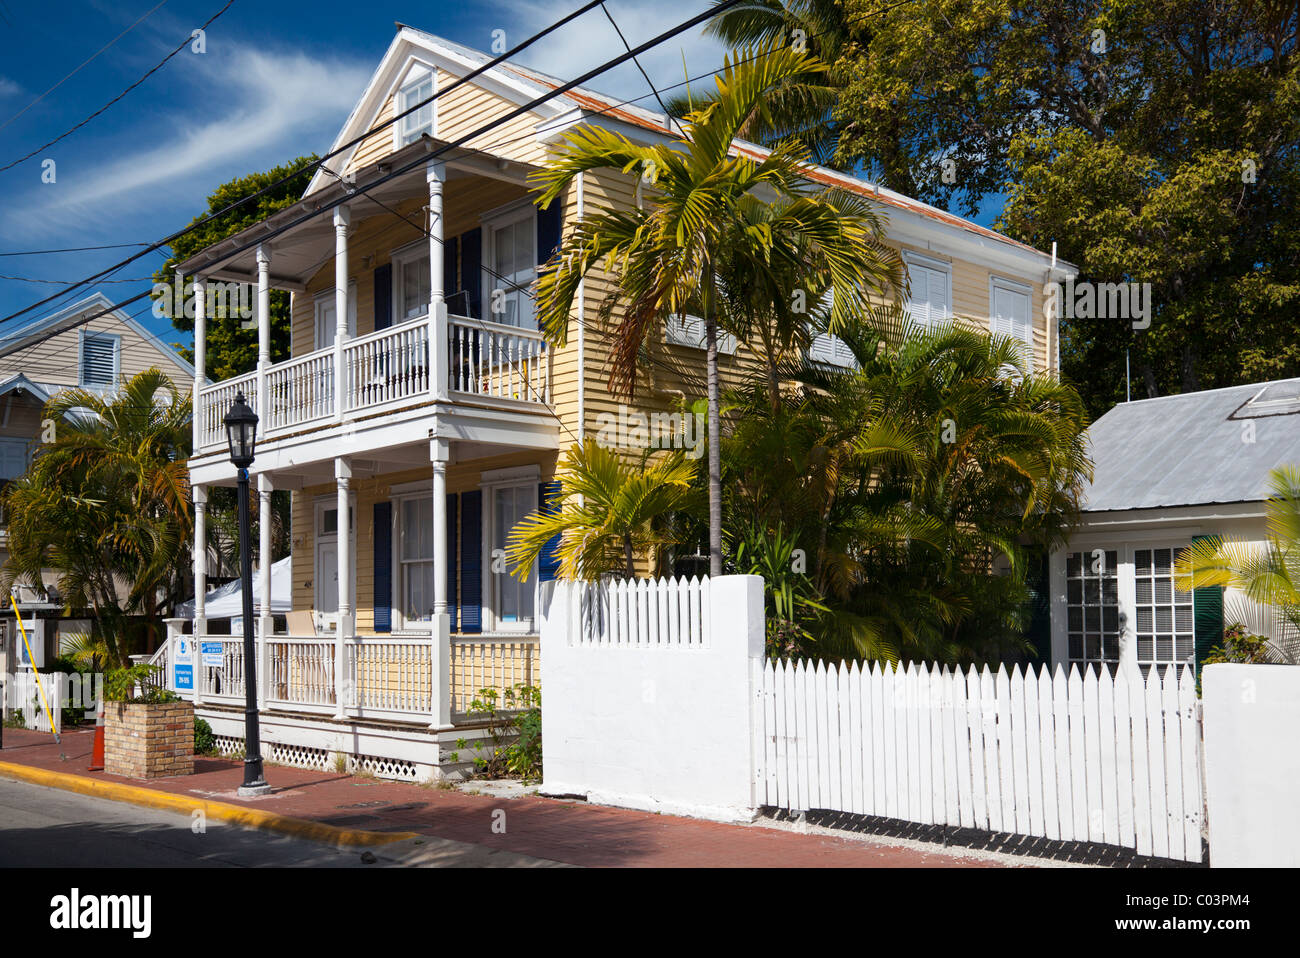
{"left": 0, "top": 778, "right": 563, "bottom": 867}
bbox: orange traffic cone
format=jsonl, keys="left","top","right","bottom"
{"left": 88, "top": 696, "right": 105, "bottom": 771}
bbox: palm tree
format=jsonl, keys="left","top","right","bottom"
{"left": 1176, "top": 465, "right": 1300, "bottom": 660}
{"left": 532, "top": 44, "right": 901, "bottom": 576}
{"left": 506, "top": 441, "right": 697, "bottom": 581}
{"left": 1, "top": 368, "right": 192, "bottom": 666}
{"left": 723, "top": 313, "right": 1092, "bottom": 662}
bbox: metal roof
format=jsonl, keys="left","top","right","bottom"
{"left": 1082, "top": 377, "right": 1300, "bottom": 512}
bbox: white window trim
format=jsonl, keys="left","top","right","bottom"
{"left": 989, "top": 274, "right": 1035, "bottom": 373}
{"left": 479, "top": 474, "right": 539, "bottom": 633}
{"left": 480, "top": 199, "right": 538, "bottom": 329}
{"left": 392, "top": 62, "right": 436, "bottom": 150}
{"left": 391, "top": 240, "right": 431, "bottom": 324}
{"left": 78, "top": 329, "right": 120, "bottom": 389}
{"left": 901, "top": 250, "right": 953, "bottom": 329}
{"left": 391, "top": 490, "right": 437, "bottom": 630}
{"left": 312, "top": 282, "right": 357, "bottom": 351}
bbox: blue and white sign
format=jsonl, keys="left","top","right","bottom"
{"left": 174, "top": 637, "right": 195, "bottom": 691}
{"left": 174, "top": 664, "right": 194, "bottom": 691}
{"left": 201, "top": 641, "right": 223, "bottom": 668}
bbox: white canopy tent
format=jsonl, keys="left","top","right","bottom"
{"left": 176, "top": 556, "right": 292, "bottom": 619}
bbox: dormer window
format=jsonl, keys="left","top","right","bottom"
{"left": 396, "top": 70, "right": 434, "bottom": 146}
{"left": 79, "top": 330, "right": 119, "bottom": 387}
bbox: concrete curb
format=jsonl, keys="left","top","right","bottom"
{"left": 0, "top": 760, "right": 419, "bottom": 848}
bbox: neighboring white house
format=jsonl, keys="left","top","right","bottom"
{"left": 1050, "top": 377, "right": 1300, "bottom": 674}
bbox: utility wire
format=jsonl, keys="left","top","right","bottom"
{"left": 0, "top": 0, "right": 235, "bottom": 173}
{"left": 0, "top": 0, "right": 615, "bottom": 330}
{"left": 0, "top": 0, "right": 172, "bottom": 133}
{"left": 600, "top": 1, "right": 686, "bottom": 135}
{"left": 0, "top": 242, "right": 153, "bottom": 257}
{"left": 0, "top": 0, "right": 747, "bottom": 356}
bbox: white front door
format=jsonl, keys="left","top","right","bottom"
{"left": 313, "top": 500, "right": 355, "bottom": 632}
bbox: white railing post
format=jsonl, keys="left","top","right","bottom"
{"left": 427, "top": 161, "right": 448, "bottom": 400}
{"left": 192, "top": 484, "right": 207, "bottom": 705}
{"left": 429, "top": 437, "right": 451, "bottom": 728}
{"left": 334, "top": 457, "right": 352, "bottom": 719}
{"left": 333, "top": 205, "right": 350, "bottom": 422}
{"left": 192, "top": 277, "right": 206, "bottom": 451}
{"left": 257, "top": 472, "right": 274, "bottom": 708}
{"left": 256, "top": 244, "right": 271, "bottom": 436}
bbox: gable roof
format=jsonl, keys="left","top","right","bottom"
{"left": 309, "top": 24, "right": 1071, "bottom": 276}
{"left": 0, "top": 292, "right": 197, "bottom": 379}
{"left": 1082, "top": 378, "right": 1300, "bottom": 512}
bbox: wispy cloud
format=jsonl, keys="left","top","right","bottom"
{"left": 0, "top": 76, "right": 22, "bottom": 98}
{"left": 4, "top": 47, "right": 370, "bottom": 236}
{"left": 484, "top": 0, "right": 727, "bottom": 106}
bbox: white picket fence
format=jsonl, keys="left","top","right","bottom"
{"left": 7, "top": 670, "right": 62, "bottom": 734}
{"left": 753, "top": 659, "right": 1204, "bottom": 863}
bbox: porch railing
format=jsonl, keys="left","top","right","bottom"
{"left": 168, "top": 623, "right": 539, "bottom": 725}
{"left": 449, "top": 316, "right": 548, "bottom": 404}
{"left": 265, "top": 349, "right": 335, "bottom": 432}
{"left": 195, "top": 314, "right": 552, "bottom": 452}
{"left": 197, "top": 373, "right": 256, "bottom": 449}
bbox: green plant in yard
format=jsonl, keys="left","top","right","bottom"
{"left": 465, "top": 685, "right": 542, "bottom": 782}
{"left": 193, "top": 717, "right": 217, "bottom": 756}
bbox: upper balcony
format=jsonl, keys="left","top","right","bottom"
{"left": 193, "top": 311, "right": 551, "bottom": 454}
{"left": 177, "top": 137, "right": 566, "bottom": 480}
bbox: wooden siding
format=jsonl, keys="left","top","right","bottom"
{"left": 2, "top": 312, "right": 192, "bottom": 390}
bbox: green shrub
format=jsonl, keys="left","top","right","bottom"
{"left": 104, "top": 664, "right": 179, "bottom": 704}
{"left": 193, "top": 717, "right": 217, "bottom": 756}
{"left": 466, "top": 684, "right": 542, "bottom": 782}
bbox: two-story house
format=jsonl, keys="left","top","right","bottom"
{"left": 169, "top": 24, "right": 1077, "bottom": 780}
{"left": 0, "top": 292, "right": 196, "bottom": 677}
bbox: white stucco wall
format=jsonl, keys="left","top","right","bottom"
{"left": 538, "top": 575, "right": 765, "bottom": 822}
{"left": 1202, "top": 663, "right": 1300, "bottom": 867}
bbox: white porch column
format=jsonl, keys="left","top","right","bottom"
{"left": 427, "top": 161, "right": 448, "bottom": 400}
{"left": 256, "top": 244, "right": 271, "bottom": 432}
{"left": 430, "top": 436, "right": 451, "bottom": 729}
{"left": 192, "top": 484, "right": 207, "bottom": 706}
{"left": 192, "top": 277, "right": 206, "bottom": 452}
{"left": 258, "top": 473, "right": 274, "bottom": 707}
{"left": 334, "top": 457, "right": 352, "bottom": 719}
{"left": 333, "top": 205, "right": 350, "bottom": 422}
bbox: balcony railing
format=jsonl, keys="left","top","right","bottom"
{"left": 194, "top": 313, "right": 550, "bottom": 451}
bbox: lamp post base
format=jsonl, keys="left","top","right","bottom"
{"left": 237, "top": 782, "right": 273, "bottom": 798}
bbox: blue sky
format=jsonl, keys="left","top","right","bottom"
{"left": 0, "top": 0, "right": 1001, "bottom": 356}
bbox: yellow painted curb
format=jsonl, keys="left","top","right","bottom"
{"left": 0, "top": 760, "right": 419, "bottom": 848}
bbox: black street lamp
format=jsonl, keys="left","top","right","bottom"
{"left": 223, "top": 392, "right": 270, "bottom": 796}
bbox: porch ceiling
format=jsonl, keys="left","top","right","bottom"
{"left": 176, "top": 136, "right": 539, "bottom": 290}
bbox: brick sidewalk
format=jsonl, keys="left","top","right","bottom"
{"left": 0, "top": 727, "right": 1015, "bottom": 868}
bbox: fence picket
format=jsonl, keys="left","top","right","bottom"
{"left": 1145, "top": 671, "right": 1170, "bottom": 859}
{"left": 1053, "top": 666, "right": 1075, "bottom": 841}
{"left": 1098, "top": 667, "right": 1120, "bottom": 846}
{"left": 1009, "top": 666, "right": 1030, "bottom": 836}
{"left": 1162, "top": 667, "right": 1185, "bottom": 861}
{"left": 1178, "top": 668, "right": 1202, "bottom": 862}
{"left": 966, "top": 665, "right": 989, "bottom": 831}
{"left": 1083, "top": 665, "right": 1104, "bottom": 842}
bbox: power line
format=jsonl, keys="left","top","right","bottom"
{"left": 0, "top": 0, "right": 172, "bottom": 133}
{"left": 0, "top": 242, "right": 153, "bottom": 257}
{"left": 599, "top": 1, "right": 686, "bottom": 136}
{"left": 0, "top": 0, "right": 236, "bottom": 173}
{"left": 0, "top": 0, "right": 615, "bottom": 331}
{"left": 0, "top": 274, "right": 154, "bottom": 285}
{"left": 0, "top": 0, "right": 746, "bottom": 357}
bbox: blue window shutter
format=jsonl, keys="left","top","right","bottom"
{"left": 446, "top": 492, "right": 458, "bottom": 633}
{"left": 459, "top": 228, "right": 482, "bottom": 319}
{"left": 373, "top": 263, "right": 392, "bottom": 331}
{"left": 538, "top": 480, "right": 562, "bottom": 582}
{"left": 373, "top": 501, "right": 392, "bottom": 632}
{"left": 459, "top": 489, "right": 482, "bottom": 633}
{"left": 442, "top": 234, "right": 460, "bottom": 313}
{"left": 537, "top": 202, "right": 563, "bottom": 265}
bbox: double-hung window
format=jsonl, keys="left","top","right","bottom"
{"left": 483, "top": 203, "right": 536, "bottom": 329}
{"left": 485, "top": 479, "right": 537, "bottom": 631}
{"left": 79, "top": 331, "right": 119, "bottom": 387}
{"left": 396, "top": 70, "right": 434, "bottom": 146}
{"left": 903, "top": 252, "right": 951, "bottom": 331}
{"left": 392, "top": 242, "right": 431, "bottom": 323}
{"left": 398, "top": 496, "right": 436, "bottom": 624}
{"left": 990, "top": 276, "right": 1034, "bottom": 373}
